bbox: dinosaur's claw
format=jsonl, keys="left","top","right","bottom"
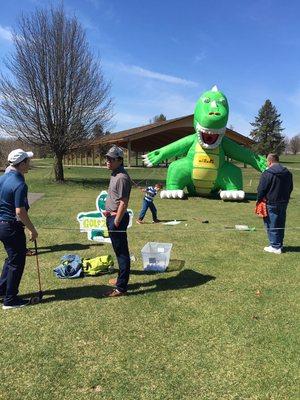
{"left": 142, "top": 154, "right": 153, "bottom": 167}
{"left": 160, "top": 190, "right": 185, "bottom": 199}
{"left": 220, "top": 190, "right": 245, "bottom": 200}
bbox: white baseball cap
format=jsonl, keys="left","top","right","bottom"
{"left": 7, "top": 149, "right": 34, "bottom": 166}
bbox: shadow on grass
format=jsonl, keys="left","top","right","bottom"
{"left": 25, "top": 284, "right": 112, "bottom": 303}
{"left": 24, "top": 269, "right": 215, "bottom": 303}
{"left": 284, "top": 246, "right": 300, "bottom": 253}
{"left": 129, "top": 269, "right": 215, "bottom": 296}
{"left": 28, "top": 242, "right": 103, "bottom": 255}
{"left": 245, "top": 193, "right": 258, "bottom": 201}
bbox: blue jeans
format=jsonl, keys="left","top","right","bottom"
{"left": 138, "top": 199, "right": 157, "bottom": 221}
{"left": 0, "top": 222, "right": 27, "bottom": 305}
{"left": 263, "top": 203, "right": 288, "bottom": 249}
{"left": 106, "top": 213, "right": 130, "bottom": 293}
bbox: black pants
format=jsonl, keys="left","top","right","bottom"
{"left": 106, "top": 213, "right": 130, "bottom": 293}
{"left": 0, "top": 222, "right": 27, "bottom": 305}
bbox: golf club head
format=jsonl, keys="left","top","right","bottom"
{"left": 30, "top": 292, "right": 43, "bottom": 304}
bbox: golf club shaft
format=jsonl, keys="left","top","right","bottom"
{"left": 34, "top": 240, "right": 42, "bottom": 293}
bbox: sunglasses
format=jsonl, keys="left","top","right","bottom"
{"left": 106, "top": 157, "right": 117, "bottom": 162}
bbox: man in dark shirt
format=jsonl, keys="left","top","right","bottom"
{"left": 103, "top": 146, "right": 132, "bottom": 297}
{"left": 0, "top": 149, "right": 38, "bottom": 309}
{"left": 257, "top": 153, "right": 293, "bottom": 254}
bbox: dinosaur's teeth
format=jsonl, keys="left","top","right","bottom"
{"left": 196, "top": 122, "right": 201, "bottom": 132}
{"left": 201, "top": 129, "right": 218, "bottom": 136}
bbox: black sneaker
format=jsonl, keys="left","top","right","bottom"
{"left": 0, "top": 289, "right": 5, "bottom": 301}
{"left": 2, "top": 297, "right": 30, "bottom": 310}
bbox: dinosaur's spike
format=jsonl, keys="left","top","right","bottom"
{"left": 211, "top": 85, "right": 219, "bottom": 92}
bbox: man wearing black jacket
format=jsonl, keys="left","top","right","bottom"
{"left": 257, "top": 153, "right": 293, "bottom": 254}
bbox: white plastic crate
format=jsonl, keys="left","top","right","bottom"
{"left": 141, "top": 242, "right": 173, "bottom": 272}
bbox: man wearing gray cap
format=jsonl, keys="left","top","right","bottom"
{"left": 103, "top": 145, "right": 132, "bottom": 297}
{"left": 0, "top": 149, "right": 38, "bottom": 309}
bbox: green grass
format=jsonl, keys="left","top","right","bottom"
{"left": 0, "top": 158, "right": 299, "bottom": 400}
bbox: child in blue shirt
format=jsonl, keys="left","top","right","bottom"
{"left": 136, "top": 183, "right": 163, "bottom": 224}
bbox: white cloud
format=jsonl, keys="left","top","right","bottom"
{"left": 106, "top": 59, "right": 199, "bottom": 130}
{"left": 113, "top": 62, "right": 198, "bottom": 87}
{"left": 0, "top": 25, "right": 13, "bottom": 42}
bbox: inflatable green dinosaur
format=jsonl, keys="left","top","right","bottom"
{"left": 143, "top": 86, "right": 266, "bottom": 200}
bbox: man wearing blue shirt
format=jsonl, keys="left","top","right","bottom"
{"left": 0, "top": 149, "right": 38, "bottom": 309}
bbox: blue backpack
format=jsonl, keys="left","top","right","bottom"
{"left": 53, "top": 254, "right": 83, "bottom": 279}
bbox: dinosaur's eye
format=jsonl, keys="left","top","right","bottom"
{"left": 202, "top": 97, "right": 210, "bottom": 103}
{"left": 218, "top": 98, "right": 226, "bottom": 105}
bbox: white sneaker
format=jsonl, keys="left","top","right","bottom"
{"left": 264, "top": 246, "right": 282, "bottom": 254}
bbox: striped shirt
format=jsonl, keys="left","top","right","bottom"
{"left": 144, "top": 186, "right": 158, "bottom": 202}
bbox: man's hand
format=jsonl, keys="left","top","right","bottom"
{"left": 16, "top": 207, "right": 38, "bottom": 239}
{"left": 29, "top": 228, "right": 38, "bottom": 241}
{"left": 114, "top": 198, "right": 128, "bottom": 228}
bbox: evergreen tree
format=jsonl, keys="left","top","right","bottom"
{"left": 149, "top": 114, "right": 167, "bottom": 124}
{"left": 92, "top": 124, "right": 104, "bottom": 138}
{"left": 250, "top": 100, "right": 285, "bottom": 155}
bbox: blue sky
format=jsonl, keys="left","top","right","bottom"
{"left": 0, "top": 0, "right": 299, "bottom": 137}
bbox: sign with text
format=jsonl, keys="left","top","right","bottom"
{"left": 77, "top": 191, "right": 133, "bottom": 243}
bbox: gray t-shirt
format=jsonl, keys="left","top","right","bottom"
{"left": 105, "top": 166, "right": 131, "bottom": 212}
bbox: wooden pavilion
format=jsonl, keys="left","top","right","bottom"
{"left": 63, "top": 114, "right": 254, "bottom": 167}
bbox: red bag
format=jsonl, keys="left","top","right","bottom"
{"left": 255, "top": 199, "right": 268, "bottom": 218}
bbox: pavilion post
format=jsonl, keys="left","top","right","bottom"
{"left": 127, "top": 141, "right": 131, "bottom": 167}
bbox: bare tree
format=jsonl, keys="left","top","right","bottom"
{"left": 283, "top": 137, "right": 290, "bottom": 154}
{"left": 289, "top": 134, "right": 300, "bottom": 155}
{"left": 0, "top": 6, "right": 112, "bottom": 181}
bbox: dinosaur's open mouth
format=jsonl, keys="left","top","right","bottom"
{"left": 202, "top": 131, "right": 219, "bottom": 145}
{"left": 195, "top": 122, "right": 226, "bottom": 148}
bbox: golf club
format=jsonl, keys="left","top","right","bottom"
{"left": 30, "top": 240, "right": 43, "bottom": 304}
